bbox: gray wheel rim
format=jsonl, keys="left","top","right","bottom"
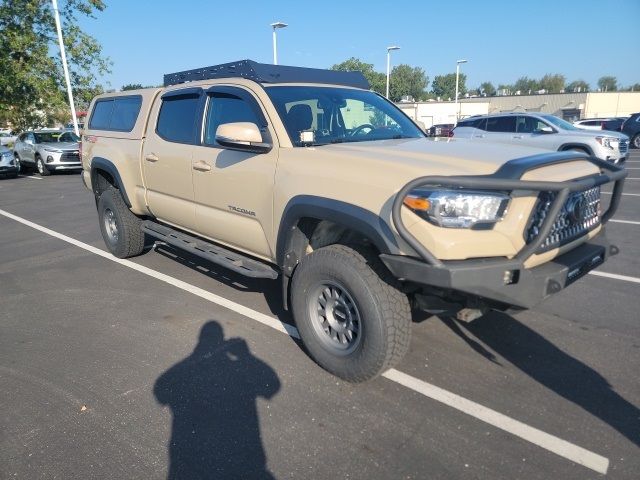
{"left": 634, "top": 136, "right": 640, "bottom": 149}
{"left": 103, "top": 208, "right": 119, "bottom": 245}
{"left": 37, "top": 159, "right": 44, "bottom": 175}
{"left": 307, "top": 281, "right": 361, "bottom": 355}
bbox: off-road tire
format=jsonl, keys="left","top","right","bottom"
{"left": 97, "top": 186, "right": 145, "bottom": 258}
{"left": 291, "top": 244, "right": 411, "bottom": 382}
{"left": 36, "top": 156, "right": 51, "bottom": 176}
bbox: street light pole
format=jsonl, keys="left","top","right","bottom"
{"left": 386, "top": 46, "right": 400, "bottom": 99}
{"left": 270, "top": 22, "right": 288, "bottom": 65}
{"left": 51, "top": 0, "right": 79, "bottom": 136}
{"left": 454, "top": 59, "right": 467, "bottom": 126}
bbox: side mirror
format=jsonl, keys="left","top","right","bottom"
{"left": 215, "top": 122, "right": 272, "bottom": 153}
{"left": 25, "top": 138, "right": 34, "bottom": 145}
{"left": 537, "top": 126, "right": 554, "bottom": 134}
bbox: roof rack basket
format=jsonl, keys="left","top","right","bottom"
{"left": 163, "top": 59, "right": 369, "bottom": 90}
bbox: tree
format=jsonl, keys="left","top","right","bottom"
{"left": 331, "top": 57, "right": 386, "bottom": 96}
{"left": 389, "top": 64, "right": 428, "bottom": 102}
{"left": 121, "top": 83, "right": 144, "bottom": 91}
{"left": 479, "top": 81, "right": 496, "bottom": 96}
{"left": 626, "top": 83, "right": 640, "bottom": 92}
{"left": 0, "top": 0, "right": 111, "bottom": 130}
{"left": 513, "top": 76, "right": 539, "bottom": 94}
{"left": 431, "top": 73, "right": 465, "bottom": 100}
{"left": 566, "top": 80, "right": 590, "bottom": 93}
{"left": 597, "top": 76, "right": 617, "bottom": 92}
{"left": 539, "top": 73, "right": 565, "bottom": 93}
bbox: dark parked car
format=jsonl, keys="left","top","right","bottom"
{"left": 427, "top": 123, "right": 454, "bottom": 137}
{"left": 601, "top": 117, "right": 628, "bottom": 132}
{"left": 621, "top": 113, "right": 640, "bottom": 148}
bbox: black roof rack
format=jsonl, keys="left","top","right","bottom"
{"left": 163, "top": 59, "right": 370, "bottom": 90}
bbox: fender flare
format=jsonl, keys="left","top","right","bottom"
{"left": 90, "top": 157, "right": 132, "bottom": 207}
{"left": 558, "top": 143, "right": 594, "bottom": 156}
{"left": 275, "top": 195, "right": 400, "bottom": 271}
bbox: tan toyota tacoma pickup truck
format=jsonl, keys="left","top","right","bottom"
{"left": 81, "top": 60, "right": 626, "bottom": 382}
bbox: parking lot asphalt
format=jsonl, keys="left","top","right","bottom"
{"left": 1, "top": 151, "right": 639, "bottom": 479}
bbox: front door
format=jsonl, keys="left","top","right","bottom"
{"left": 190, "top": 87, "right": 278, "bottom": 259}
{"left": 142, "top": 88, "right": 203, "bottom": 230}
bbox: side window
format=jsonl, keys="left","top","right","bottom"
{"left": 516, "top": 116, "right": 536, "bottom": 133}
{"left": 486, "top": 116, "right": 516, "bottom": 133}
{"left": 89, "top": 100, "right": 115, "bottom": 130}
{"left": 156, "top": 93, "right": 201, "bottom": 144}
{"left": 110, "top": 97, "right": 142, "bottom": 131}
{"left": 89, "top": 96, "right": 142, "bottom": 132}
{"left": 204, "top": 93, "right": 261, "bottom": 145}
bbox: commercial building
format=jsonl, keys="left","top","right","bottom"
{"left": 397, "top": 92, "right": 640, "bottom": 128}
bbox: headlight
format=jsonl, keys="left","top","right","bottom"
{"left": 595, "top": 136, "right": 615, "bottom": 149}
{"left": 403, "top": 190, "right": 510, "bottom": 228}
{"left": 43, "top": 147, "right": 63, "bottom": 153}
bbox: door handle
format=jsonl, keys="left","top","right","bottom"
{"left": 513, "top": 135, "right": 522, "bottom": 139}
{"left": 145, "top": 153, "right": 159, "bottom": 162}
{"left": 474, "top": 134, "right": 485, "bottom": 138}
{"left": 193, "top": 160, "right": 212, "bottom": 172}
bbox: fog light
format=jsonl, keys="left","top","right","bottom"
{"left": 46, "top": 156, "right": 54, "bottom": 163}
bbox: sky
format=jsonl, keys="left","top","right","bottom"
{"left": 77, "top": 0, "right": 640, "bottom": 91}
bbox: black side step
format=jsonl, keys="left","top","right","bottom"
{"left": 141, "top": 221, "right": 279, "bottom": 280}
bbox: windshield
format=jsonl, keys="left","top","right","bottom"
{"left": 265, "top": 86, "right": 424, "bottom": 146}
{"left": 541, "top": 115, "right": 580, "bottom": 131}
{"left": 34, "top": 132, "right": 62, "bottom": 143}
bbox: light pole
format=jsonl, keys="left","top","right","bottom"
{"left": 454, "top": 59, "right": 467, "bottom": 125}
{"left": 270, "top": 22, "right": 288, "bottom": 65}
{"left": 386, "top": 46, "right": 400, "bottom": 99}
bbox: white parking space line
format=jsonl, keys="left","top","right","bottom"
{"left": 610, "top": 219, "right": 640, "bottom": 225}
{"left": 0, "top": 207, "right": 611, "bottom": 474}
{"left": 589, "top": 271, "right": 640, "bottom": 284}
{"left": 625, "top": 178, "right": 640, "bottom": 180}
{"left": 602, "top": 192, "right": 640, "bottom": 197}
{"left": 17, "top": 175, "right": 42, "bottom": 180}
{"left": 383, "top": 369, "right": 609, "bottom": 474}
{"left": 624, "top": 167, "right": 640, "bottom": 169}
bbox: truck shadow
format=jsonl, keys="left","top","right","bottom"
{"left": 153, "top": 244, "right": 291, "bottom": 323}
{"left": 154, "top": 320, "right": 280, "bottom": 479}
{"left": 441, "top": 311, "right": 640, "bottom": 447}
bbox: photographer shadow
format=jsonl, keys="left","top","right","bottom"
{"left": 442, "top": 311, "right": 640, "bottom": 447}
{"left": 154, "top": 321, "right": 280, "bottom": 479}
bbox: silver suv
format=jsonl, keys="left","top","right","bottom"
{"left": 453, "top": 113, "right": 629, "bottom": 164}
{"left": 13, "top": 130, "right": 81, "bottom": 176}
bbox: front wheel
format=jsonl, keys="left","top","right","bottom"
{"left": 291, "top": 244, "right": 411, "bottom": 382}
{"left": 97, "top": 187, "right": 145, "bottom": 258}
{"left": 632, "top": 134, "right": 640, "bottom": 149}
{"left": 36, "top": 156, "right": 51, "bottom": 176}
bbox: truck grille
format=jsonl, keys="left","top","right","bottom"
{"left": 60, "top": 151, "right": 80, "bottom": 162}
{"left": 526, "top": 187, "right": 601, "bottom": 253}
{"left": 619, "top": 139, "right": 628, "bottom": 154}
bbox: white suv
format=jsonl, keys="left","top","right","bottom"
{"left": 453, "top": 113, "right": 629, "bottom": 164}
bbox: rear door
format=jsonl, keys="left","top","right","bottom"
{"left": 472, "top": 116, "right": 516, "bottom": 145}
{"left": 142, "top": 88, "right": 204, "bottom": 230}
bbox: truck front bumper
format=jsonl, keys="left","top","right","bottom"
{"left": 381, "top": 232, "right": 614, "bottom": 309}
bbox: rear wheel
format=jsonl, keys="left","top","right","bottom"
{"left": 291, "top": 244, "right": 411, "bottom": 382}
{"left": 36, "top": 156, "right": 51, "bottom": 176}
{"left": 97, "top": 186, "right": 145, "bottom": 258}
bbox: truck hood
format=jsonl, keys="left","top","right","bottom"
{"left": 37, "top": 141, "right": 79, "bottom": 151}
{"left": 557, "top": 128, "right": 629, "bottom": 141}
{"left": 317, "top": 137, "right": 556, "bottom": 176}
